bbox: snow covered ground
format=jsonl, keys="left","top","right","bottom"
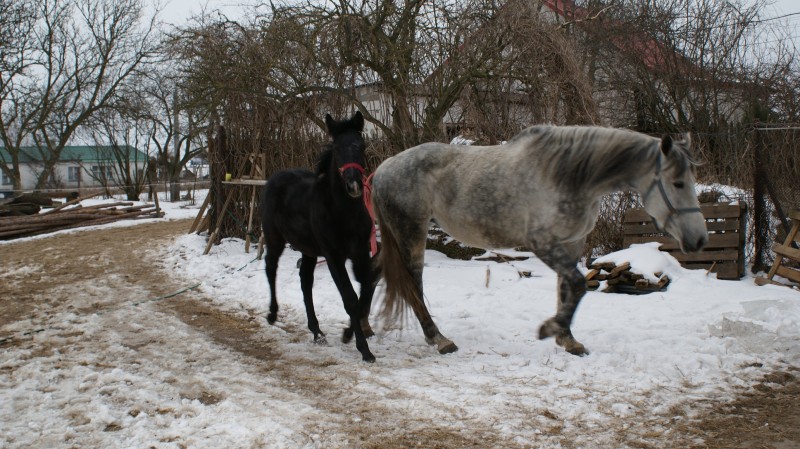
{"left": 2, "top": 192, "right": 799, "bottom": 448}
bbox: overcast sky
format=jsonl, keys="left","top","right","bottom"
{"left": 158, "top": 0, "right": 800, "bottom": 25}
{"left": 157, "top": 0, "right": 799, "bottom": 53}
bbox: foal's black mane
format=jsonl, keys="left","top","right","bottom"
{"left": 315, "top": 147, "right": 335, "bottom": 177}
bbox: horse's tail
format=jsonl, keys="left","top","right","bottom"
{"left": 373, "top": 195, "right": 423, "bottom": 326}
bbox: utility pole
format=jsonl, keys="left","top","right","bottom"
{"left": 171, "top": 88, "right": 181, "bottom": 201}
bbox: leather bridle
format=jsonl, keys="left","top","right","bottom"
{"left": 642, "top": 155, "right": 702, "bottom": 232}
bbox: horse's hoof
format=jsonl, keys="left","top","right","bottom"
{"left": 362, "top": 352, "right": 376, "bottom": 363}
{"left": 342, "top": 328, "right": 354, "bottom": 344}
{"left": 359, "top": 318, "right": 375, "bottom": 338}
{"left": 556, "top": 338, "right": 589, "bottom": 357}
{"left": 267, "top": 312, "right": 277, "bottom": 325}
{"left": 427, "top": 334, "right": 458, "bottom": 354}
{"left": 438, "top": 342, "right": 458, "bottom": 354}
{"left": 565, "top": 343, "right": 589, "bottom": 357}
{"left": 538, "top": 319, "right": 559, "bottom": 340}
{"left": 314, "top": 334, "right": 327, "bottom": 344}
{"left": 554, "top": 333, "right": 588, "bottom": 356}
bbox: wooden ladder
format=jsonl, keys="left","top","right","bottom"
{"left": 756, "top": 209, "right": 800, "bottom": 288}
{"left": 201, "top": 152, "right": 267, "bottom": 256}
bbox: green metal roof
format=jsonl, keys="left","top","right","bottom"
{"left": 0, "top": 145, "right": 149, "bottom": 163}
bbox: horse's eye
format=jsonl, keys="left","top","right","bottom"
{"left": 673, "top": 181, "right": 685, "bottom": 189}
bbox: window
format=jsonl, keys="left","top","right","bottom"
{"left": 68, "top": 166, "right": 81, "bottom": 183}
{"left": 91, "top": 165, "right": 114, "bottom": 180}
{"left": 1, "top": 171, "right": 11, "bottom": 185}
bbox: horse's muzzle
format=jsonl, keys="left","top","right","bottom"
{"left": 345, "top": 180, "right": 362, "bottom": 198}
{"left": 681, "top": 234, "right": 708, "bottom": 253}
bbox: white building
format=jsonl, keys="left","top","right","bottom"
{"left": 0, "top": 145, "right": 149, "bottom": 196}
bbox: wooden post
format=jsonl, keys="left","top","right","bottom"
{"left": 204, "top": 187, "right": 236, "bottom": 255}
{"left": 752, "top": 124, "right": 768, "bottom": 273}
{"left": 189, "top": 193, "right": 211, "bottom": 234}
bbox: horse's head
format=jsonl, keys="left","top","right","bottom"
{"left": 325, "top": 111, "right": 366, "bottom": 198}
{"left": 640, "top": 134, "right": 708, "bottom": 253}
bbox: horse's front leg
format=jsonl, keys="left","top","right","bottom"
{"left": 325, "top": 255, "right": 376, "bottom": 363}
{"left": 534, "top": 243, "right": 589, "bottom": 356}
{"left": 299, "top": 254, "right": 325, "bottom": 343}
{"left": 341, "top": 250, "right": 378, "bottom": 343}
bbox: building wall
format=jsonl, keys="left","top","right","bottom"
{"left": 0, "top": 161, "right": 146, "bottom": 192}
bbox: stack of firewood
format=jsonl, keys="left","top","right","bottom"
{"left": 585, "top": 261, "right": 671, "bottom": 294}
{"left": 0, "top": 199, "right": 162, "bottom": 240}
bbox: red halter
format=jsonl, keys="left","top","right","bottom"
{"left": 338, "top": 162, "right": 378, "bottom": 256}
{"left": 338, "top": 162, "right": 365, "bottom": 175}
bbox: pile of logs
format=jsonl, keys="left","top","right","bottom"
{"left": 0, "top": 198, "right": 162, "bottom": 240}
{"left": 585, "top": 261, "right": 671, "bottom": 294}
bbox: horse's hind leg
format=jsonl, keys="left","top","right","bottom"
{"left": 379, "top": 210, "right": 457, "bottom": 354}
{"left": 409, "top": 266, "right": 458, "bottom": 354}
{"left": 299, "top": 254, "right": 325, "bottom": 343}
{"left": 264, "top": 239, "right": 285, "bottom": 325}
{"left": 534, "top": 242, "right": 589, "bottom": 356}
{"left": 397, "top": 222, "right": 457, "bottom": 354}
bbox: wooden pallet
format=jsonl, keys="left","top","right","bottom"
{"left": 623, "top": 202, "right": 747, "bottom": 280}
{"left": 755, "top": 209, "right": 800, "bottom": 288}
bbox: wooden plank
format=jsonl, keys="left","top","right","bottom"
{"left": 787, "top": 222, "right": 800, "bottom": 245}
{"left": 624, "top": 219, "right": 740, "bottom": 236}
{"left": 773, "top": 243, "right": 800, "bottom": 262}
{"left": 789, "top": 209, "right": 800, "bottom": 222}
{"left": 670, "top": 249, "right": 739, "bottom": 262}
{"left": 705, "top": 220, "right": 742, "bottom": 233}
{"left": 189, "top": 193, "right": 212, "bottom": 234}
{"left": 624, "top": 232, "right": 740, "bottom": 251}
{"left": 623, "top": 222, "right": 660, "bottom": 234}
{"left": 775, "top": 265, "right": 800, "bottom": 284}
{"left": 712, "top": 263, "right": 738, "bottom": 280}
{"left": 623, "top": 203, "right": 744, "bottom": 223}
{"left": 624, "top": 208, "right": 656, "bottom": 223}
{"left": 589, "top": 261, "right": 617, "bottom": 271}
{"left": 699, "top": 203, "right": 746, "bottom": 219}
{"left": 608, "top": 262, "right": 631, "bottom": 277}
{"left": 222, "top": 179, "right": 267, "bottom": 186}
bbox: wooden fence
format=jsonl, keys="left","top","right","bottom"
{"left": 623, "top": 203, "right": 747, "bottom": 280}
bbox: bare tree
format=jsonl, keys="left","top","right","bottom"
{"left": 0, "top": 0, "right": 159, "bottom": 193}
{"left": 81, "top": 100, "right": 152, "bottom": 200}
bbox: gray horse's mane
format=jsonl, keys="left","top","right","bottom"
{"left": 510, "top": 125, "right": 695, "bottom": 192}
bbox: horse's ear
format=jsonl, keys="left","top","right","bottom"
{"left": 352, "top": 111, "right": 365, "bottom": 132}
{"left": 325, "top": 113, "right": 335, "bottom": 135}
{"left": 660, "top": 134, "right": 673, "bottom": 156}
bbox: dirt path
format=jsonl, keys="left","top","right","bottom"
{"left": 1, "top": 219, "right": 798, "bottom": 448}
{"left": 0, "top": 219, "right": 517, "bottom": 448}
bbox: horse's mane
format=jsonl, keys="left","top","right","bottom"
{"left": 315, "top": 146, "right": 334, "bottom": 177}
{"left": 510, "top": 125, "right": 695, "bottom": 192}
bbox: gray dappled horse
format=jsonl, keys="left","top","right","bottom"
{"left": 372, "top": 125, "right": 708, "bottom": 356}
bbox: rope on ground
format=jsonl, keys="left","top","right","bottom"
{"left": 0, "top": 255, "right": 262, "bottom": 347}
